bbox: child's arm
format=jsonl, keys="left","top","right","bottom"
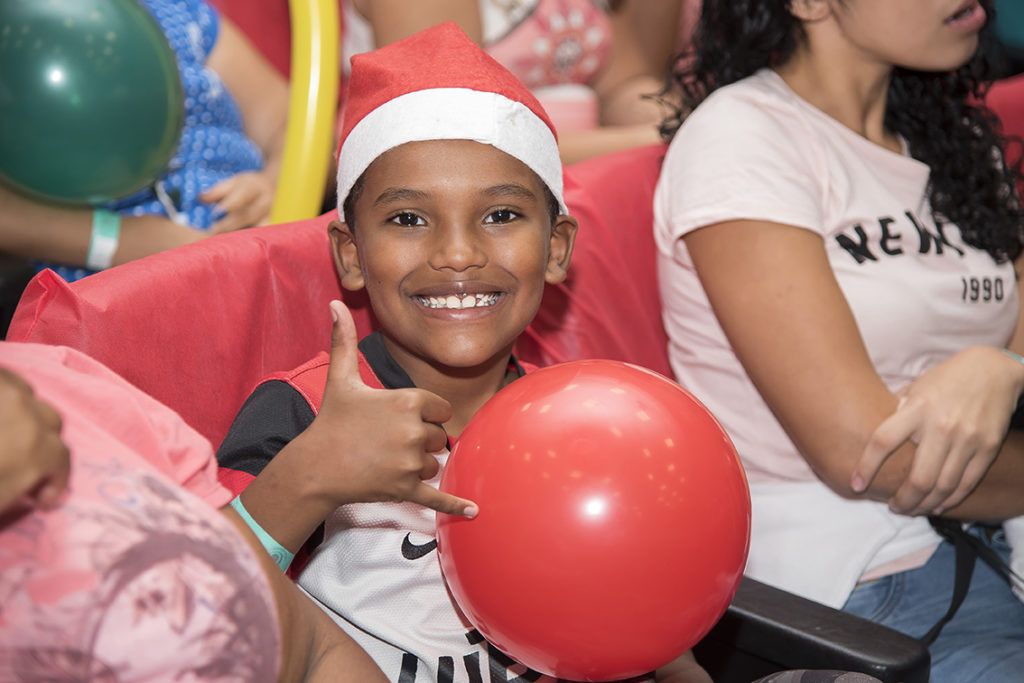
{"left": 237, "top": 301, "right": 477, "bottom": 554}
{"left": 221, "top": 506, "right": 388, "bottom": 682}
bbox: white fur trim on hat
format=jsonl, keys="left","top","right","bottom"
{"left": 336, "top": 88, "right": 565, "bottom": 221}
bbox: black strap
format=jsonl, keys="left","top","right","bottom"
{"left": 921, "top": 518, "right": 977, "bottom": 645}
{"left": 922, "top": 517, "right": 1019, "bottom": 645}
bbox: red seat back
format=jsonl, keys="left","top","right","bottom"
{"left": 7, "top": 215, "right": 373, "bottom": 447}
{"left": 7, "top": 144, "right": 671, "bottom": 447}
{"left": 522, "top": 143, "right": 670, "bottom": 375}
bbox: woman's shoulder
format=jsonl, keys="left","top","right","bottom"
{"left": 684, "top": 70, "right": 807, "bottom": 133}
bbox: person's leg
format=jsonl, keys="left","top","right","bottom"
{"left": 843, "top": 527, "right": 1024, "bottom": 682}
{"left": 752, "top": 672, "right": 881, "bottom": 683}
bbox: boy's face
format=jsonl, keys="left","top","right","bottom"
{"left": 330, "top": 139, "right": 577, "bottom": 375}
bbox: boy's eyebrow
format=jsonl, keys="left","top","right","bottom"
{"left": 374, "top": 183, "right": 539, "bottom": 206}
{"left": 374, "top": 187, "right": 430, "bottom": 206}
{"left": 483, "top": 183, "right": 538, "bottom": 201}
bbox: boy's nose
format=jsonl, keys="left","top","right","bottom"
{"left": 427, "top": 222, "right": 488, "bottom": 272}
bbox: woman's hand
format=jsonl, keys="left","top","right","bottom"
{"left": 852, "top": 346, "right": 1024, "bottom": 515}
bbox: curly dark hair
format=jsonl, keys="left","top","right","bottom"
{"left": 661, "top": 0, "right": 1024, "bottom": 263}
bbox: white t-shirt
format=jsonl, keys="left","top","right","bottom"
{"left": 653, "top": 69, "right": 1019, "bottom": 608}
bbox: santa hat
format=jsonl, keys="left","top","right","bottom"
{"left": 336, "top": 22, "right": 565, "bottom": 220}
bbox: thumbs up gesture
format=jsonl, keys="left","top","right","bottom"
{"left": 238, "top": 301, "right": 477, "bottom": 553}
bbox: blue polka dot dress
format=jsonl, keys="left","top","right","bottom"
{"left": 45, "top": 0, "right": 264, "bottom": 282}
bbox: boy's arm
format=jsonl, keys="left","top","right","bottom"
{"left": 234, "top": 301, "right": 478, "bottom": 554}
{"left": 221, "top": 506, "right": 388, "bottom": 682}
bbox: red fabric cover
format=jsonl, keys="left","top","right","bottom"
{"left": 206, "top": 0, "right": 345, "bottom": 81}
{"left": 6, "top": 144, "right": 672, "bottom": 451}
{"left": 989, "top": 74, "right": 1024, "bottom": 140}
{"left": 7, "top": 215, "right": 375, "bottom": 449}
{"left": 521, "top": 143, "right": 671, "bottom": 377}
{"left": 987, "top": 74, "right": 1024, "bottom": 194}
{"left": 207, "top": 0, "right": 294, "bottom": 77}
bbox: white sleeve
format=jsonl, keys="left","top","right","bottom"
{"left": 1003, "top": 515, "right": 1024, "bottom": 602}
{"left": 655, "top": 85, "right": 830, "bottom": 251}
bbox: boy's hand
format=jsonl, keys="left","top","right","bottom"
{"left": 314, "top": 299, "right": 478, "bottom": 517}
{"left": 0, "top": 367, "right": 70, "bottom": 517}
{"left": 242, "top": 301, "right": 478, "bottom": 553}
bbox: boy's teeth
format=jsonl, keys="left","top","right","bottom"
{"left": 419, "top": 293, "right": 499, "bottom": 309}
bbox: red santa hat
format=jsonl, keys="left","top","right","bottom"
{"left": 336, "top": 22, "right": 565, "bottom": 220}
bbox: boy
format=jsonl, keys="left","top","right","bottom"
{"left": 217, "top": 22, "right": 712, "bottom": 683}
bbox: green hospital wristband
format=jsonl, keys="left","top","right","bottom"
{"left": 86, "top": 209, "right": 121, "bottom": 270}
{"left": 229, "top": 495, "right": 295, "bottom": 571}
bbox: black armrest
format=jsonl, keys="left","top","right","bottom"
{"left": 694, "top": 576, "right": 930, "bottom": 683}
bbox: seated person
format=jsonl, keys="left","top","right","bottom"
{"left": 340, "top": 0, "right": 683, "bottom": 164}
{"left": 654, "top": 0, "right": 1024, "bottom": 680}
{"left": 0, "top": 341, "right": 386, "bottom": 682}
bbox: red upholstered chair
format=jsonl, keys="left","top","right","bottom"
{"left": 520, "top": 143, "right": 671, "bottom": 376}
{"left": 988, "top": 73, "right": 1024, "bottom": 195}
{"left": 7, "top": 214, "right": 371, "bottom": 448}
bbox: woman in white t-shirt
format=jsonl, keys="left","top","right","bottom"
{"left": 653, "top": 0, "right": 1024, "bottom": 680}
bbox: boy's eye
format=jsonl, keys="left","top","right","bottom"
{"left": 389, "top": 212, "right": 425, "bottom": 227}
{"left": 484, "top": 208, "right": 519, "bottom": 224}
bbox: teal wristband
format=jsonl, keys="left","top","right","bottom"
{"left": 86, "top": 209, "right": 121, "bottom": 270}
{"left": 229, "top": 495, "right": 295, "bottom": 571}
{"left": 1003, "top": 348, "right": 1024, "bottom": 366}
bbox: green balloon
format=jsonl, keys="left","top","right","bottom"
{"left": 0, "top": 0, "right": 183, "bottom": 205}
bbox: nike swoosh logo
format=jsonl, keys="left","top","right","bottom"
{"left": 401, "top": 533, "right": 438, "bottom": 560}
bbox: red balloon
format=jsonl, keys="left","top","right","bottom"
{"left": 437, "top": 360, "right": 750, "bottom": 682}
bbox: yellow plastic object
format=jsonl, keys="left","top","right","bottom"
{"left": 269, "top": 0, "right": 340, "bottom": 224}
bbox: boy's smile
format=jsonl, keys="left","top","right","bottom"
{"left": 331, "top": 139, "right": 576, "bottom": 387}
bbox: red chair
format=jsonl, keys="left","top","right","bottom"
{"left": 7, "top": 214, "right": 366, "bottom": 448}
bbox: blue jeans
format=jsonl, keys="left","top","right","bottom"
{"left": 842, "top": 526, "right": 1024, "bottom": 682}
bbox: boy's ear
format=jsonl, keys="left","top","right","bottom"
{"left": 788, "top": 0, "right": 830, "bottom": 22}
{"left": 544, "top": 214, "right": 578, "bottom": 285}
{"left": 328, "top": 220, "right": 366, "bottom": 291}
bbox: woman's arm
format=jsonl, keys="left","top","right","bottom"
{"left": 591, "top": 0, "right": 681, "bottom": 126}
{"left": 852, "top": 254, "right": 1024, "bottom": 515}
{"left": 683, "top": 218, "right": 1024, "bottom": 521}
{"left": 203, "top": 16, "right": 290, "bottom": 231}
{"left": 557, "top": 0, "right": 680, "bottom": 163}
{"left": 355, "top": 0, "right": 482, "bottom": 46}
